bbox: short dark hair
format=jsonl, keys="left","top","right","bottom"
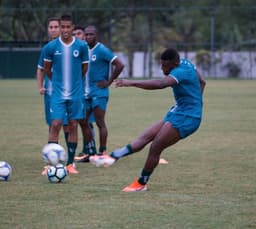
{"left": 161, "top": 48, "right": 180, "bottom": 62}
{"left": 84, "top": 25, "right": 98, "bottom": 33}
{"left": 73, "top": 25, "right": 84, "bottom": 31}
{"left": 60, "top": 14, "right": 73, "bottom": 22}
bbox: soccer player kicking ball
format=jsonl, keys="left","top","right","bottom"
{"left": 90, "top": 48, "right": 206, "bottom": 192}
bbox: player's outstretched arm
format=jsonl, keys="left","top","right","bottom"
{"left": 115, "top": 76, "right": 176, "bottom": 90}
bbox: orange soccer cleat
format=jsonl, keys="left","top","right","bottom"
{"left": 122, "top": 180, "right": 148, "bottom": 192}
{"left": 66, "top": 164, "right": 79, "bottom": 174}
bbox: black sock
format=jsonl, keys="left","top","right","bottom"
{"left": 138, "top": 169, "right": 153, "bottom": 185}
{"left": 99, "top": 146, "right": 106, "bottom": 154}
{"left": 48, "top": 141, "right": 58, "bottom": 144}
{"left": 67, "top": 142, "right": 77, "bottom": 165}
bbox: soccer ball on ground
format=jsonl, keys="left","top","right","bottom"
{"left": 42, "top": 143, "right": 67, "bottom": 165}
{"left": 0, "top": 161, "right": 12, "bottom": 181}
{"left": 47, "top": 163, "right": 67, "bottom": 183}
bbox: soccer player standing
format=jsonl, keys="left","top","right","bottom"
{"left": 72, "top": 25, "right": 97, "bottom": 161}
{"left": 90, "top": 48, "right": 206, "bottom": 192}
{"left": 43, "top": 15, "right": 89, "bottom": 174}
{"left": 75, "top": 25, "right": 124, "bottom": 162}
{"left": 36, "top": 17, "right": 70, "bottom": 175}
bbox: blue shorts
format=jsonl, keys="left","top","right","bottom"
{"left": 50, "top": 99, "right": 84, "bottom": 123}
{"left": 163, "top": 112, "right": 201, "bottom": 139}
{"left": 44, "top": 94, "right": 68, "bottom": 126}
{"left": 85, "top": 97, "right": 108, "bottom": 114}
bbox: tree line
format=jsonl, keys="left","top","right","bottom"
{"left": 0, "top": 0, "right": 255, "bottom": 77}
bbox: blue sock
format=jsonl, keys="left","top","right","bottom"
{"left": 110, "top": 144, "right": 133, "bottom": 159}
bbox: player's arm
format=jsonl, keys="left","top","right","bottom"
{"left": 115, "top": 76, "right": 176, "bottom": 90}
{"left": 82, "top": 62, "right": 88, "bottom": 78}
{"left": 196, "top": 69, "right": 206, "bottom": 94}
{"left": 98, "top": 57, "right": 125, "bottom": 88}
{"left": 108, "top": 57, "right": 125, "bottom": 85}
{"left": 36, "top": 67, "right": 46, "bottom": 95}
{"left": 44, "top": 61, "right": 52, "bottom": 80}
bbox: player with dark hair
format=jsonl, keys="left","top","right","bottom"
{"left": 37, "top": 17, "right": 71, "bottom": 175}
{"left": 37, "top": 17, "right": 60, "bottom": 126}
{"left": 72, "top": 25, "right": 85, "bottom": 40}
{"left": 75, "top": 25, "right": 124, "bottom": 162}
{"left": 72, "top": 24, "right": 96, "bottom": 162}
{"left": 90, "top": 48, "right": 206, "bottom": 192}
{"left": 43, "top": 14, "right": 89, "bottom": 174}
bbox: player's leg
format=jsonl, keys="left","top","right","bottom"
{"left": 62, "top": 125, "right": 69, "bottom": 147}
{"left": 89, "top": 120, "right": 164, "bottom": 167}
{"left": 123, "top": 114, "right": 202, "bottom": 192}
{"left": 75, "top": 117, "right": 96, "bottom": 162}
{"left": 112, "top": 120, "right": 164, "bottom": 158}
{"left": 93, "top": 97, "right": 108, "bottom": 155}
{"left": 139, "top": 122, "right": 180, "bottom": 181}
{"left": 48, "top": 119, "right": 62, "bottom": 143}
{"left": 62, "top": 110, "right": 69, "bottom": 149}
{"left": 66, "top": 119, "right": 79, "bottom": 174}
{"left": 41, "top": 119, "right": 63, "bottom": 176}
{"left": 65, "top": 99, "right": 84, "bottom": 174}
{"left": 48, "top": 99, "right": 66, "bottom": 143}
{"left": 123, "top": 122, "right": 180, "bottom": 192}
{"left": 76, "top": 98, "right": 96, "bottom": 160}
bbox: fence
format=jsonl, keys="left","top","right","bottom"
{"left": 0, "top": 48, "right": 255, "bottom": 79}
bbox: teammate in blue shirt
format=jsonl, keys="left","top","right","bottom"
{"left": 43, "top": 15, "right": 89, "bottom": 174}
{"left": 36, "top": 17, "right": 70, "bottom": 176}
{"left": 37, "top": 17, "right": 60, "bottom": 127}
{"left": 90, "top": 48, "right": 206, "bottom": 192}
{"left": 75, "top": 25, "right": 124, "bottom": 162}
{"left": 72, "top": 26, "right": 97, "bottom": 162}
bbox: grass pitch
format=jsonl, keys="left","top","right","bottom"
{"left": 0, "top": 79, "right": 256, "bottom": 229}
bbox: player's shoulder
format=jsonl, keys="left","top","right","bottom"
{"left": 74, "top": 38, "right": 88, "bottom": 49}
{"left": 48, "top": 37, "right": 59, "bottom": 45}
{"left": 180, "top": 59, "right": 196, "bottom": 69}
{"left": 74, "top": 37, "right": 86, "bottom": 45}
{"left": 44, "top": 38, "right": 59, "bottom": 50}
{"left": 96, "top": 42, "right": 114, "bottom": 54}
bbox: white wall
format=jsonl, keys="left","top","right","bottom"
{"left": 117, "top": 51, "right": 256, "bottom": 78}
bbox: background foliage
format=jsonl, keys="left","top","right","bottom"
{"left": 1, "top": 0, "right": 256, "bottom": 50}
{"left": 1, "top": 0, "right": 256, "bottom": 77}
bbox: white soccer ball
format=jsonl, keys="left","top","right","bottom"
{"left": 42, "top": 143, "right": 67, "bottom": 165}
{"left": 0, "top": 161, "right": 12, "bottom": 181}
{"left": 47, "top": 163, "right": 67, "bottom": 183}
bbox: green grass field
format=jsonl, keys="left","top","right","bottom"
{"left": 0, "top": 79, "right": 256, "bottom": 229}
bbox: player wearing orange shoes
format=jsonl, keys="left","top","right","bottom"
{"left": 43, "top": 15, "right": 89, "bottom": 174}
{"left": 90, "top": 48, "right": 205, "bottom": 192}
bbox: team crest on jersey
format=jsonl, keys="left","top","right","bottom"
{"left": 91, "top": 54, "right": 96, "bottom": 61}
{"left": 73, "top": 50, "right": 79, "bottom": 57}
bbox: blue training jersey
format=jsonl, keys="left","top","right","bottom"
{"left": 169, "top": 59, "right": 202, "bottom": 118}
{"left": 44, "top": 37, "right": 89, "bottom": 101}
{"left": 85, "top": 42, "right": 117, "bottom": 98}
{"left": 37, "top": 44, "right": 53, "bottom": 96}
